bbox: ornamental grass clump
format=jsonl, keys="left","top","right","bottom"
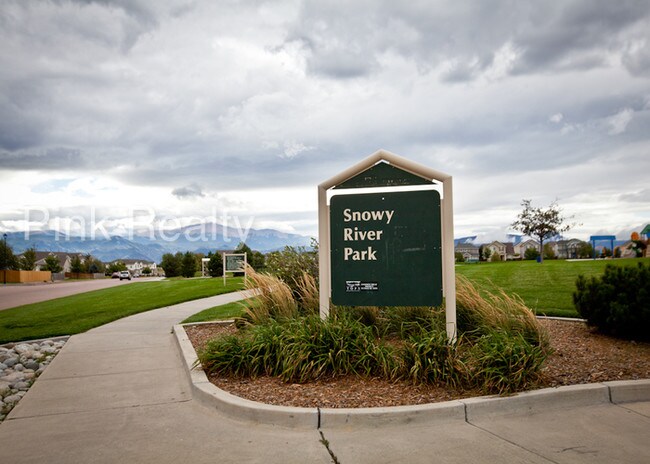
{"left": 200, "top": 268, "right": 551, "bottom": 394}
{"left": 238, "top": 266, "right": 298, "bottom": 325}
{"left": 466, "top": 331, "right": 549, "bottom": 394}
{"left": 400, "top": 328, "right": 463, "bottom": 386}
{"left": 295, "top": 271, "right": 320, "bottom": 316}
{"left": 456, "top": 274, "right": 550, "bottom": 350}
{"left": 199, "top": 316, "right": 400, "bottom": 383}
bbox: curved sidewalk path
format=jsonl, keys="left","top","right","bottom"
{"left": 0, "top": 293, "right": 649, "bottom": 464}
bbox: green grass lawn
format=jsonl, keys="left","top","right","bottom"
{"left": 456, "top": 258, "right": 650, "bottom": 317}
{"left": 182, "top": 300, "right": 248, "bottom": 323}
{"left": 0, "top": 277, "right": 243, "bottom": 343}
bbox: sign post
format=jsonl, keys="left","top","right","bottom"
{"left": 318, "top": 150, "right": 456, "bottom": 341}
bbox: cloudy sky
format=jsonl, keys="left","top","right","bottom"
{"left": 1, "top": 0, "right": 649, "bottom": 242}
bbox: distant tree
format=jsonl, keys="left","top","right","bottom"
{"left": 543, "top": 243, "right": 556, "bottom": 260}
{"left": 142, "top": 266, "right": 152, "bottom": 276}
{"left": 84, "top": 256, "right": 106, "bottom": 274}
{"left": 576, "top": 241, "right": 593, "bottom": 259}
{"left": 455, "top": 252, "right": 465, "bottom": 263}
{"left": 181, "top": 251, "right": 197, "bottom": 278}
{"left": 0, "top": 240, "right": 19, "bottom": 271}
{"left": 43, "top": 255, "right": 62, "bottom": 273}
{"left": 86, "top": 258, "right": 104, "bottom": 274}
{"left": 601, "top": 247, "right": 613, "bottom": 258}
{"left": 20, "top": 247, "right": 37, "bottom": 271}
{"left": 479, "top": 245, "right": 491, "bottom": 262}
{"left": 207, "top": 252, "right": 223, "bottom": 277}
{"left": 511, "top": 199, "right": 575, "bottom": 263}
{"left": 490, "top": 252, "right": 502, "bottom": 262}
{"left": 107, "top": 261, "right": 127, "bottom": 274}
{"left": 81, "top": 253, "right": 93, "bottom": 272}
{"left": 266, "top": 241, "right": 319, "bottom": 296}
{"left": 234, "top": 242, "right": 265, "bottom": 271}
{"left": 160, "top": 253, "right": 182, "bottom": 278}
{"left": 250, "top": 250, "right": 265, "bottom": 270}
{"left": 524, "top": 248, "right": 540, "bottom": 260}
{"left": 70, "top": 255, "right": 84, "bottom": 273}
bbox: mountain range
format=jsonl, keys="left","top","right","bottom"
{"left": 4, "top": 224, "right": 314, "bottom": 263}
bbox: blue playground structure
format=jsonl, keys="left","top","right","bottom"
{"left": 589, "top": 235, "right": 616, "bottom": 259}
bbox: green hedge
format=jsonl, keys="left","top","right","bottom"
{"left": 573, "top": 262, "right": 650, "bottom": 341}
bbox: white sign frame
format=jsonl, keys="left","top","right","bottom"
{"left": 201, "top": 257, "right": 210, "bottom": 277}
{"left": 222, "top": 252, "right": 247, "bottom": 285}
{"left": 318, "top": 149, "right": 457, "bottom": 342}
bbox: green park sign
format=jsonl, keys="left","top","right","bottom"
{"left": 330, "top": 190, "right": 442, "bottom": 306}
{"left": 318, "top": 150, "right": 457, "bottom": 341}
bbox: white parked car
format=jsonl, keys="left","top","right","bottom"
{"left": 119, "top": 271, "right": 131, "bottom": 281}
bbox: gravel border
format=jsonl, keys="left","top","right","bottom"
{"left": 0, "top": 336, "right": 69, "bottom": 421}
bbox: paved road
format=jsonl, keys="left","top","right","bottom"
{"left": 1, "top": 292, "right": 648, "bottom": 463}
{"left": 0, "top": 278, "right": 161, "bottom": 310}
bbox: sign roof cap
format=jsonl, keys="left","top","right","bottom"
{"left": 319, "top": 149, "right": 451, "bottom": 190}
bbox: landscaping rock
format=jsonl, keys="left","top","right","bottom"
{"left": 24, "top": 360, "right": 39, "bottom": 371}
{"left": 0, "top": 337, "right": 66, "bottom": 422}
{"left": 1, "top": 372, "right": 23, "bottom": 384}
{"left": 3, "top": 394, "right": 21, "bottom": 404}
{"left": 0, "top": 381, "right": 10, "bottom": 396}
{"left": 13, "top": 344, "right": 32, "bottom": 355}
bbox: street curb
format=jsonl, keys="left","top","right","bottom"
{"left": 605, "top": 379, "right": 650, "bottom": 404}
{"left": 173, "top": 323, "right": 650, "bottom": 430}
{"left": 172, "top": 323, "right": 318, "bottom": 429}
{"left": 461, "top": 383, "right": 610, "bottom": 421}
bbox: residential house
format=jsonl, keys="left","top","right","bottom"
{"left": 455, "top": 242, "right": 479, "bottom": 262}
{"left": 549, "top": 239, "right": 583, "bottom": 259}
{"left": 485, "top": 241, "right": 515, "bottom": 261}
{"left": 113, "top": 259, "right": 159, "bottom": 276}
{"left": 31, "top": 251, "right": 83, "bottom": 273}
{"left": 513, "top": 239, "right": 539, "bottom": 259}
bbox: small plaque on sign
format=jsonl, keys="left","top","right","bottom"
{"left": 345, "top": 281, "right": 379, "bottom": 292}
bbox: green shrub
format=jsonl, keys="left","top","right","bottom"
{"left": 524, "top": 248, "right": 540, "bottom": 260}
{"left": 265, "top": 240, "right": 318, "bottom": 295}
{"left": 467, "top": 331, "right": 548, "bottom": 394}
{"left": 573, "top": 262, "right": 650, "bottom": 340}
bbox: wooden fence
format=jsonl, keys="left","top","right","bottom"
{"left": 0, "top": 270, "right": 52, "bottom": 283}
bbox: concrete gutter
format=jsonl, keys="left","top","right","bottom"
{"left": 173, "top": 323, "right": 650, "bottom": 430}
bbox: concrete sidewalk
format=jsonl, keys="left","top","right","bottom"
{"left": 1, "top": 293, "right": 649, "bottom": 463}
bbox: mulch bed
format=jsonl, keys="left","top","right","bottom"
{"left": 184, "top": 319, "right": 650, "bottom": 409}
